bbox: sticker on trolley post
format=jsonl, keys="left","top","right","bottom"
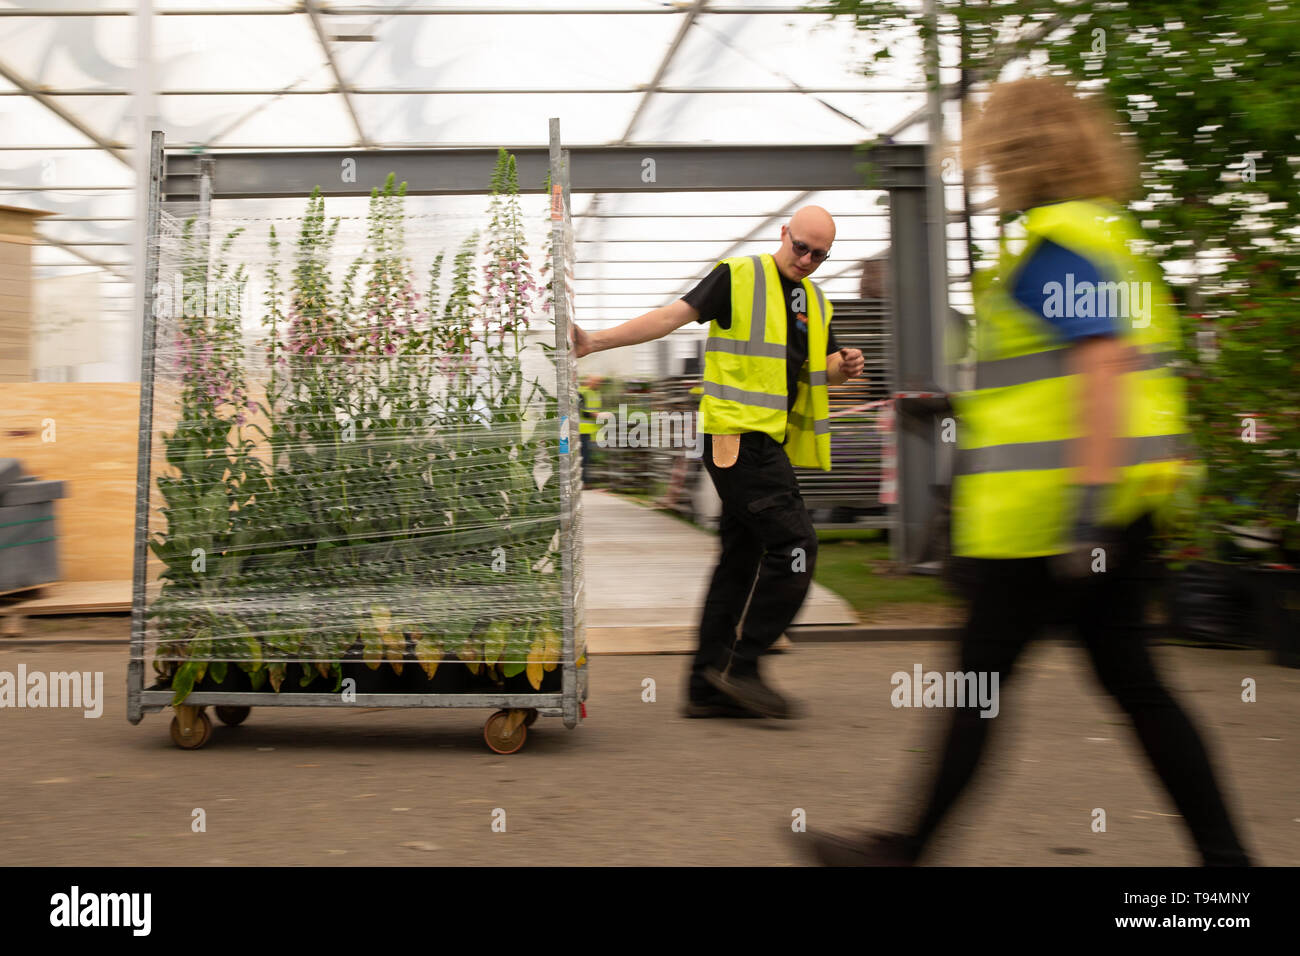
{"left": 559, "top": 416, "right": 570, "bottom": 454}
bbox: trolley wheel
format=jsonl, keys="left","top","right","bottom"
{"left": 523, "top": 708, "right": 540, "bottom": 727}
{"left": 484, "top": 709, "right": 528, "bottom": 754}
{"left": 170, "top": 708, "right": 213, "bottom": 750}
{"left": 214, "top": 705, "right": 250, "bottom": 727}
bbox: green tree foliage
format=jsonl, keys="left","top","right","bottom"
{"left": 819, "top": 0, "right": 1300, "bottom": 559}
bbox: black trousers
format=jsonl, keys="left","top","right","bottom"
{"left": 691, "top": 431, "right": 818, "bottom": 700}
{"left": 912, "top": 514, "right": 1252, "bottom": 865}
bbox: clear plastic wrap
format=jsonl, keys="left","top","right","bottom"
{"left": 135, "top": 154, "right": 584, "bottom": 702}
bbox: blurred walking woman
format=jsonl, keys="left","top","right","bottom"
{"left": 807, "top": 76, "right": 1253, "bottom": 866}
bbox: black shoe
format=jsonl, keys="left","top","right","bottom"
{"left": 703, "top": 665, "right": 802, "bottom": 719}
{"left": 800, "top": 829, "right": 919, "bottom": 867}
{"left": 681, "top": 696, "right": 766, "bottom": 719}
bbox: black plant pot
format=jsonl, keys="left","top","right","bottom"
{"left": 502, "top": 664, "right": 563, "bottom": 695}
{"left": 336, "top": 635, "right": 409, "bottom": 695}
{"left": 1167, "top": 560, "right": 1256, "bottom": 647}
{"left": 439, "top": 662, "right": 475, "bottom": 694}
{"left": 402, "top": 657, "right": 473, "bottom": 695}
{"left": 340, "top": 660, "right": 397, "bottom": 695}
{"left": 401, "top": 660, "right": 435, "bottom": 694}
{"left": 281, "top": 662, "right": 309, "bottom": 693}
{"left": 196, "top": 664, "right": 253, "bottom": 694}
{"left": 1246, "top": 567, "right": 1300, "bottom": 668}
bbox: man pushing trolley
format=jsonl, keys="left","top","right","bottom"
{"left": 573, "top": 206, "right": 863, "bottom": 719}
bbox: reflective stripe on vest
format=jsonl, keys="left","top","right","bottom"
{"left": 958, "top": 433, "right": 1192, "bottom": 474}
{"left": 702, "top": 381, "right": 788, "bottom": 409}
{"left": 974, "top": 347, "right": 1179, "bottom": 390}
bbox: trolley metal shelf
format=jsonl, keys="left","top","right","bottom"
{"left": 127, "top": 119, "right": 587, "bottom": 755}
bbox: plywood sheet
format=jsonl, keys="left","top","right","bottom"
{"left": 0, "top": 383, "right": 141, "bottom": 581}
{"left": 1, "top": 579, "right": 130, "bottom": 614}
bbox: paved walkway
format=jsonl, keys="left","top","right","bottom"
{"left": 2, "top": 642, "right": 1293, "bottom": 866}
{"left": 581, "top": 489, "right": 857, "bottom": 652}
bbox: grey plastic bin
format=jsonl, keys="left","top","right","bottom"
{"left": 0, "top": 458, "right": 67, "bottom": 592}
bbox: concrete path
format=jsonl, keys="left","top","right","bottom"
{"left": 581, "top": 489, "right": 856, "bottom": 655}
{"left": 1, "top": 641, "right": 1293, "bottom": 866}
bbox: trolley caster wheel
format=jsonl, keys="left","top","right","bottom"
{"left": 214, "top": 705, "right": 250, "bottom": 727}
{"left": 523, "top": 708, "right": 539, "bottom": 727}
{"left": 484, "top": 709, "right": 528, "bottom": 754}
{"left": 170, "top": 707, "right": 213, "bottom": 750}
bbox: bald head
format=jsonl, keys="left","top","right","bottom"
{"left": 775, "top": 205, "right": 836, "bottom": 281}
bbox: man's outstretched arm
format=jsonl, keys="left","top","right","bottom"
{"left": 574, "top": 299, "right": 699, "bottom": 358}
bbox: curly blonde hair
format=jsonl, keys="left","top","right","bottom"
{"left": 960, "top": 76, "right": 1140, "bottom": 215}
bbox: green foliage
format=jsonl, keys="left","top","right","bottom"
{"left": 820, "top": 0, "right": 1300, "bottom": 562}
{"left": 151, "top": 155, "right": 568, "bottom": 702}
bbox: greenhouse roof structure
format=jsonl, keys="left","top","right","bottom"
{"left": 0, "top": 0, "right": 972, "bottom": 380}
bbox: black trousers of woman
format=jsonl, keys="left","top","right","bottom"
{"left": 905, "top": 513, "right": 1252, "bottom": 865}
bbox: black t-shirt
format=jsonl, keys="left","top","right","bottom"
{"left": 682, "top": 262, "right": 839, "bottom": 413}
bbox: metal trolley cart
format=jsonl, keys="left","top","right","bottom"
{"left": 127, "top": 120, "right": 586, "bottom": 753}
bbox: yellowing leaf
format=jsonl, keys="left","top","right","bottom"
{"left": 382, "top": 631, "right": 405, "bottom": 672}
{"left": 526, "top": 642, "right": 545, "bottom": 689}
{"left": 414, "top": 637, "right": 441, "bottom": 679}
{"left": 541, "top": 627, "right": 561, "bottom": 672}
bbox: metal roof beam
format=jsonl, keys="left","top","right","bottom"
{"left": 621, "top": 0, "right": 707, "bottom": 144}
{"left": 577, "top": 0, "right": 708, "bottom": 254}
{"left": 0, "top": 85, "right": 930, "bottom": 96}
{"left": 0, "top": 56, "right": 130, "bottom": 167}
{"left": 33, "top": 232, "right": 131, "bottom": 282}
{"left": 160, "top": 143, "right": 924, "bottom": 199}
{"left": 0, "top": 6, "right": 822, "bottom": 16}
{"left": 303, "top": 0, "right": 371, "bottom": 148}
{"left": 876, "top": 12, "right": 1075, "bottom": 141}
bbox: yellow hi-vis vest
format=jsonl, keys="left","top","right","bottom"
{"left": 578, "top": 386, "right": 601, "bottom": 436}
{"left": 951, "top": 198, "right": 1193, "bottom": 558}
{"left": 697, "top": 253, "right": 834, "bottom": 471}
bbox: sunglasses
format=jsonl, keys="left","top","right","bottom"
{"left": 788, "top": 229, "right": 831, "bottom": 263}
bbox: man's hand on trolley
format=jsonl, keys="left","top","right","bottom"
{"left": 573, "top": 323, "right": 594, "bottom": 359}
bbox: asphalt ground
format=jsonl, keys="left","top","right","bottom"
{"left": 1, "top": 637, "right": 1295, "bottom": 866}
